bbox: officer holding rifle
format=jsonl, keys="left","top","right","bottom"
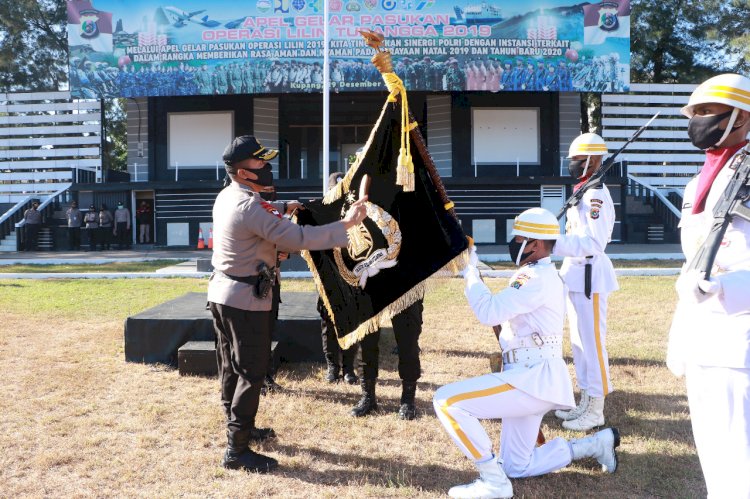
{"left": 208, "top": 135, "right": 368, "bottom": 473}
{"left": 667, "top": 73, "right": 750, "bottom": 498}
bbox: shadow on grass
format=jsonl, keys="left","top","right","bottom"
{"left": 609, "top": 356, "right": 669, "bottom": 368}
{"left": 268, "top": 441, "right": 469, "bottom": 493}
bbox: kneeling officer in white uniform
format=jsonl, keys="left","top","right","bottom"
{"left": 433, "top": 208, "right": 620, "bottom": 499}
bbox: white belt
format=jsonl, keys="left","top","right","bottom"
{"left": 504, "top": 333, "right": 562, "bottom": 350}
{"left": 502, "top": 333, "right": 563, "bottom": 366}
{"left": 502, "top": 343, "right": 562, "bottom": 366}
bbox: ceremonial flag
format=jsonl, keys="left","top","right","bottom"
{"left": 583, "top": 0, "right": 631, "bottom": 45}
{"left": 67, "top": 0, "right": 113, "bottom": 54}
{"left": 297, "top": 100, "right": 468, "bottom": 349}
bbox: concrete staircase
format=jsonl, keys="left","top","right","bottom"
{"left": 0, "top": 230, "right": 17, "bottom": 252}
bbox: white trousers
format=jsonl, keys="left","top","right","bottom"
{"left": 686, "top": 364, "right": 750, "bottom": 499}
{"left": 567, "top": 291, "right": 611, "bottom": 398}
{"left": 433, "top": 374, "right": 572, "bottom": 478}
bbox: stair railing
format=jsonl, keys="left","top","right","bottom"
{"left": 13, "top": 184, "right": 73, "bottom": 251}
{"left": 0, "top": 196, "right": 34, "bottom": 244}
{"left": 626, "top": 174, "right": 682, "bottom": 234}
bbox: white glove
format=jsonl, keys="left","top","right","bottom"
{"left": 468, "top": 245, "right": 479, "bottom": 267}
{"left": 459, "top": 246, "right": 480, "bottom": 278}
{"left": 676, "top": 269, "right": 722, "bottom": 303}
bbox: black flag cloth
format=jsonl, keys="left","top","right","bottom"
{"left": 297, "top": 99, "right": 468, "bottom": 348}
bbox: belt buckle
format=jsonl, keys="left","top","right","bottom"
{"left": 531, "top": 332, "right": 544, "bottom": 347}
{"left": 502, "top": 349, "right": 516, "bottom": 364}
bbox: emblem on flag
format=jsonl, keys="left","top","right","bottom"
{"left": 598, "top": 3, "right": 620, "bottom": 32}
{"left": 79, "top": 10, "right": 101, "bottom": 39}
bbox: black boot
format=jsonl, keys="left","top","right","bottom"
{"left": 222, "top": 429, "right": 278, "bottom": 473}
{"left": 248, "top": 426, "right": 276, "bottom": 442}
{"left": 351, "top": 379, "right": 378, "bottom": 417}
{"left": 325, "top": 353, "right": 340, "bottom": 383}
{"left": 261, "top": 374, "right": 283, "bottom": 395}
{"left": 342, "top": 367, "right": 359, "bottom": 385}
{"left": 398, "top": 381, "right": 417, "bottom": 420}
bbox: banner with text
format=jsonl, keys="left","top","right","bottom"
{"left": 67, "top": 0, "right": 630, "bottom": 98}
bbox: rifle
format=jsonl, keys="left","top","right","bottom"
{"left": 687, "top": 143, "right": 750, "bottom": 282}
{"left": 556, "top": 112, "right": 660, "bottom": 220}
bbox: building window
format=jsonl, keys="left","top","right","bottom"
{"left": 471, "top": 108, "right": 540, "bottom": 166}
{"left": 472, "top": 219, "right": 496, "bottom": 244}
{"left": 167, "top": 112, "right": 234, "bottom": 169}
{"left": 167, "top": 223, "right": 189, "bottom": 246}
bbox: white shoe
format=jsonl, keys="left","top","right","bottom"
{"left": 570, "top": 427, "right": 620, "bottom": 473}
{"left": 562, "top": 396, "right": 605, "bottom": 431}
{"left": 555, "top": 390, "right": 589, "bottom": 421}
{"left": 448, "top": 458, "right": 513, "bottom": 499}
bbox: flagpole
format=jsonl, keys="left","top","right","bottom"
{"left": 322, "top": 0, "right": 330, "bottom": 194}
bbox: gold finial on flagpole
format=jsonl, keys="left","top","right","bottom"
{"left": 358, "top": 29, "right": 394, "bottom": 74}
{"left": 358, "top": 29, "right": 414, "bottom": 191}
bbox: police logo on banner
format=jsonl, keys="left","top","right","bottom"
{"left": 257, "top": 0, "right": 272, "bottom": 12}
{"left": 363, "top": 0, "right": 377, "bottom": 10}
{"left": 292, "top": 0, "right": 306, "bottom": 12}
{"left": 598, "top": 2, "right": 620, "bottom": 32}
{"left": 79, "top": 10, "right": 101, "bottom": 39}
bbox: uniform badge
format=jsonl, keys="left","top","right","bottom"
{"left": 510, "top": 273, "right": 531, "bottom": 289}
{"left": 590, "top": 208, "right": 600, "bottom": 219}
{"left": 260, "top": 200, "right": 282, "bottom": 218}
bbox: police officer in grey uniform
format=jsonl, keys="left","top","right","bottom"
{"left": 208, "top": 135, "right": 368, "bottom": 473}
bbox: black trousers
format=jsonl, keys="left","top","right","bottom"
{"left": 359, "top": 299, "right": 424, "bottom": 382}
{"left": 25, "top": 224, "right": 40, "bottom": 251}
{"left": 68, "top": 227, "right": 81, "bottom": 250}
{"left": 115, "top": 222, "right": 129, "bottom": 248}
{"left": 317, "top": 297, "right": 358, "bottom": 370}
{"left": 86, "top": 228, "right": 98, "bottom": 250}
{"left": 99, "top": 226, "right": 112, "bottom": 249}
{"left": 210, "top": 302, "right": 272, "bottom": 436}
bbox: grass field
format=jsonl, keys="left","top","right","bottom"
{"left": 0, "top": 276, "right": 704, "bottom": 498}
{"left": 0, "top": 260, "right": 187, "bottom": 273}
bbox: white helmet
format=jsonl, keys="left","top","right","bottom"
{"left": 681, "top": 73, "right": 750, "bottom": 118}
{"left": 568, "top": 132, "right": 608, "bottom": 158}
{"left": 511, "top": 208, "right": 560, "bottom": 240}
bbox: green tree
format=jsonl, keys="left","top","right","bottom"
{"left": 0, "top": 0, "right": 67, "bottom": 91}
{"left": 630, "top": 0, "right": 750, "bottom": 83}
{"left": 103, "top": 98, "right": 128, "bottom": 172}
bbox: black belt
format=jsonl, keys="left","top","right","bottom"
{"left": 216, "top": 271, "right": 259, "bottom": 285}
{"left": 584, "top": 256, "right": 593, "bottom": 299}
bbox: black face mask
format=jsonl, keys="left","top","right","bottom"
{"left": 244, "top": 163, "right": 274, "bottom": 187}
{"left": 688, "top": 110, "right": 734, "bottom": 149}
{"left": 568, "top": 158, "right": 588, "bottom": 179}
{"left": 508, "top": 239, "right": 534, "bottom": 266}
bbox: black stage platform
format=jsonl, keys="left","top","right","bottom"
{"left": 125, "top": 291, "right": 321, "bottom": 365}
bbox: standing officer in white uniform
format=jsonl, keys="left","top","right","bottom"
{"left": 434, "top": 208, "right": 620, "bottom": 499}
{"left": 553, "top": 133, "right": 619, "bottom": 431}
{"left": 208, "top": 135, "right": 368, "bottom": 473}
{"left": 667, "top": 73, "right": 750, "bottom": 498}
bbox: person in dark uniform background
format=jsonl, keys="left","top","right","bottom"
{"left": 320, "top": 171, "right": 359, "bottom": 385}
{"left": 208, "top": 135, "right": 368, "bottom": 473}
{"left": 352, "top": 295, "right": 425, "bottom": 420}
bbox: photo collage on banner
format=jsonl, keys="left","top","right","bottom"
{"left": 66, "top": 0, "right": 631, "bottom": 98}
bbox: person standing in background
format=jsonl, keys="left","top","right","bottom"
{"left": 136, "top": 201, "right": 152, "bottom": 244}
{"left": 113, "top": 202, "right": 131, "bottom": 250}
{"left": 98, "top": 203, "right": 113, "bottom": 251}
{"left": 84, "top": 204, "right": 99, "bottom": 251}
{"left": 22, "top": 200, "right": 42, "bottom": 251}
{"left": 66, "top": 201, "right": 82, "bottom": 250}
